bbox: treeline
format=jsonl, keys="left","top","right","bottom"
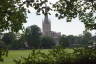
{"left": 0, "top": 25, "right": 55, "bottom": 50}
{"left": 0, "top": 25, "right": 96, "bottom": 50}
{"left": 59, "top": 31, "right": 95, "bottom": 48}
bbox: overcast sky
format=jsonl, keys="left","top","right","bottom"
{"left": 23, "top": 0, "right": 96, "bottom": 36}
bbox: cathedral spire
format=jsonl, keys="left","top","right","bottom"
{"left": 45, "top": 3, "right": 48, "bottom": 15}
{"left": 44, "top": 3, "right": 50, "bottom": 24}
{"left": 42, "top": 3, "right": 51, "bottom": 36}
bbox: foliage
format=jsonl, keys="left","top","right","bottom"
{"left": 0, "top": 40, "right": 8, "bottom": 62}
{"left": 14, "top": 47, "right": 96, "bottom": 64}
{"left": 59, "top": 31, "right": 94, "bottom": 48}
{"left": 2, "top": 32, "right": 17, "bottom": 49}
{"left": 41, "top": 36, "right": 55, "bottom": 49}
{"left": 0, "top": 48, "right": 8, "bottom": 62}
{"left": 53, "top": 0, "right": 96, "bottom": 30}
{"left": 25, "top": 25, "right": 41, "bottom": 49}
{"left": 0, "top": 0, "right": 27, "bottom": 32}
{"left": 1, "top": 30, "right": 94, "bottom": 49}
{"left": 0, "top": 0, "right": 47, "bottom": 62}
{"left": 59, "top": 35, "right": 70, "bottom": 47}
{"left": 59, "top": 35, "right": 81, "bottom": 47}
{"left": 73, "top": 48, "right": 96, "bottom": 64}
{"left": 2, "top": 32, "right": 16, "bottom": 45}
{"left": 17, "top": 34, "right": 27, "bottom": 49}
{"left": 18, "top": 0, "right": 96, "bottom": 30}
{"left": 0, "top": 40, "right": 6, "bottom": 48}
{"left": 81, "top": 31, "right": 92, "bottom": 46}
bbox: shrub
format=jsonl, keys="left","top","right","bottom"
{"left": 14, "top": 47, "right": 96, "bottom": 64}
{"left": 0, "top": 40, "right": 8, "bottom": 62}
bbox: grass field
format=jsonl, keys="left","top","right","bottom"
{"left": 0, "top": 50, "right": 32, "bottom": 64}
{"left": 0, "top": 49, "right": 73, "bottom": 64}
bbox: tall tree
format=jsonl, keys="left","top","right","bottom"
{"left": 25, "top": 25, "right": 41, "bottom": 49}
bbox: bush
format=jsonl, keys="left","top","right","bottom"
{"left": 14, "top": 47, "right": 96, "bottom": 64}
{"left": 0, "top": 40, "right": 8, "bottom": 62}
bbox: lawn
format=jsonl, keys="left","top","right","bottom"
{"left": 0, "top": 50, "right": 32, "bottom": 64}
{"left": 0, "top": 49, "right": 73, "bottom": 64}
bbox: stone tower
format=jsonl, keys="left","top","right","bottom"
{"left": 42, "top": 4, "right": 61, "bottom": 45}
{"left": 42, "top": 4, "right": 51, "bottom": 36}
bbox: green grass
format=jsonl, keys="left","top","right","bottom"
{"left": 0, "top": 50, "right": 32, "bottom": 64}
{"left": 0, "top": 49, "right": 74, "bottom": 64}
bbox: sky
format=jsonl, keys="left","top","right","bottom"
{"left": 23, "top": 0, "right": 96, "bottom": 36}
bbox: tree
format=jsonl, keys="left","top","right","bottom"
{"left": 0, "top": 40, "right": 6, "bottom": 49}
{"left": 16, "top": 0, "right": 96, "bottom": 30}
{"left": 81, "top": 31, "right": 92, "bottom": 46}
{"left": 53, "top": 0, "right": 96, "bottom": 30}
{"left": 0, "top": 0, "right": 27, "bottom": 32}
{"left": 59, "top": 35, "right": 69, "bottom": 48}
{"left": 0, "top": 40, "right": 8, "bottom": 62}
{"left": 0, "top": 0, "right": 96, "bottom": 33}
{"left": 2, "top": 32, "right": 16, "bottom": 49}
{"left": 0, "top": 0, "right": 50, "bottom": 32}
{"left": 0, "top": 0, "right": 26, "bottom": 60}
{"left": 41, "top": 36, "right": 55, "bottom": 49}
{"left": 1, "top": 0, "right": 96, "bottom": 62}
{"left": 59, "top": 35, "right": 84, "bottom": 47}
{"left": 17, "top": 34, "right": 27, "bottom": 49}
{"left": 25, "top": 25, "right": 41, "bottom": 49}
{"left": 0, "top": 0, "right": 47, "bottom": 61}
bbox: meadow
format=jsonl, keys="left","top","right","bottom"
{"left": 0, "top": 49, "right": 73, "bottom": 64}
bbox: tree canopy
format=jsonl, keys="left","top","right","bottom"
{"left": 25, "top": 25, "right": 41, "bottom": 49}
{"left": 0, "top": 0, "right": 49, "bottom": 32}
{"left": 53, "top": 0, "right": 96, "bottom": 30}
{"left": 0, "top": 0, "right": 27, "bottom": 32}
{"left": 1, "top": 0, "right": 96, "bottom": 32}
{"left": 22, "top": 0, "right": 96, "bottom": 30}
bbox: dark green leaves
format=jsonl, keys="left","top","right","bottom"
{"left": 0, "top": 0, "right": 27, "bottom": 32}
{"left": 53, "top": 0, "right": 96, "bottom": 30}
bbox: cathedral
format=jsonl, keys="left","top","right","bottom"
{"left": 42, "top": 6, "right": 61, "bottom": 45}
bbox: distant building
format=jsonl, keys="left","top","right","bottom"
{"left": 42, "top": 5, "right": 61, "bottom": 45}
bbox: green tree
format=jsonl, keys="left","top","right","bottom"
{"left": 53, "top": 0, "right": 96, "bottom": 30}
{"left": 25, "top": 25, "right": 41, "bottom": 49}
{"left": 59, "top": 35, "right": 83, "bottom": 47}
{"left": 0, "top": 0, "right": 27, "bottom": 32}
{"left": 0, "top": 40, "right": 6, "bottom": 49}
{"left": 17, "top": 34, "right": 27, "bottom": 49}
{"left": 0, "top": 0, "right": 47, "bottom": 61}
{"left": 59, "top": 35, "right": 69, "bottom": 48}
{"left": 2, "top": 32, "right": 16, "bottom": 49}
{"left": 81, "top": 31, "right": 92, "bottom": 46}
{"left": 41, "top": 36, "right": 55, "bottom": 49}
{"left": 0, "top": 0, "right": 29, "bottom": 60}
{"left": 0, "top": 40, "right": 8, "bottom": 62}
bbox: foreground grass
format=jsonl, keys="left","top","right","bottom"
{"left": 0, "top": 49, "right": 73, "bottom": 64}
{"left": 0, "top": 50, "right": 32, "bottom": 64}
